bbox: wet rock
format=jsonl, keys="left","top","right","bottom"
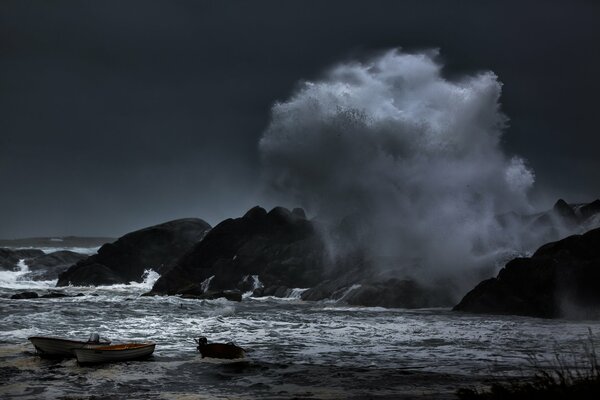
{"left": 260, "top": 285, "right": 290, "bottom": 298}
{"left": 10, "top": 291, "right": 39, "bottom": 299}
{"left": 152, "top": 207, "right": 325, "bottom": 294}
{"left": 40, "top": 292, "right": 69, "bottom": 299}
{"left": 180, "top": 290, "right": 242, "bottom": 302}
{"left": 26, "top": 251, "right": 87, "bottom": 280}
{"left": 57, "top": 218, "right": 211, "bottom": 287}
{"left": 454, "top": 227, "right": 600, "bottom": 318}
{"left": 0, "top": 248, "right": 44, "bottom": 270}
{"left": 149, "top": 206, "right": 328, "bottom": 296}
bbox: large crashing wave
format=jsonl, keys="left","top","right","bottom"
{"left": 259, "top": 49, "right": 535, "bottom": 281}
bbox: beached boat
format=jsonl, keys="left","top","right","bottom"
{"left": 73, "top": 343, "right": 156, "bottom": 364}
{"left": 28, "top": 334, "right": 110, "bottom": 358}
{"left": 195, "top": 337, "right": 245, "bottom": 359}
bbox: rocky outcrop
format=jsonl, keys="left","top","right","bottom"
{"left": 148, "top": 206, "right": 329, "bottom": 296}
{"left": 57, "top": 218, "right": 211, "bottom": 286}
{"left": 25, "top": 251, "right": 87, "bottom": 280}
{"left": 454, "top": 227, "right": 600, "bottom": 318}
{"left": 148, "top": 207, "right": 453, "bottom": 308}
{"left": 0, "top": 248, "right": 44, "bottom": 270}
{"left": 9, "top": 291, "right": 85, "bottom": 300}
{"left": 10, "top": 291, "right": 39, "bottom": 299}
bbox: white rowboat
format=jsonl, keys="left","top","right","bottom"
{"left": 73, "top": 343, "right": 156, "bottom": 364}
{"left": 29, "top": 335, "right": 110, "bottom": 358}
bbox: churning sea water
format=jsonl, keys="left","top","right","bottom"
{"left": 1, "top": 251, "right": 599, "bottom": 399}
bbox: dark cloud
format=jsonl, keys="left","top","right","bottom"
{"left": 1, "top": 0, "right": 599, "bottom": 237}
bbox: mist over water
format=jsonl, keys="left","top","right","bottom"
{"left": 260, "top": 49, "right": 536, "bottom": 283}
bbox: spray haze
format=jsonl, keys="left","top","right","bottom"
{"left": 259, "top": 49, "right": 536, "bottom": 282}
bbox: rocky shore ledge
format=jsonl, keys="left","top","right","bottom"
{"left": 5, "top": 199, "right": 599, "bottom": 314}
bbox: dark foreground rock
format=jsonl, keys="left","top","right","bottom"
{"left": 57, "top": 218, "right": 211, "bottom": 286}
{"left": 148, "top": 206, "right": 329, "bottom": 296}
{"left": 454, "top": 227, "right": 600, "bottom": 318}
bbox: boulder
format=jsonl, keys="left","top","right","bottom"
{"left": 0, "top": 248, "right": 44, "bottom": 270}
{"left": 26, "top": 251, "right": 87, "bottom": 280}
{"left": 57, "top": 218, "right": 211, "bottom": 286}
{"left": 9, "top": 291, "right": 84, "bottom": 300}
{"left": 148, "top": 206, "right": 328, "bottom": 296}
{"left": 10, "top": 291, "right": 39, "bottom": 299}
{"left": 454, "top": 227, "right": 600, "bottom": 318}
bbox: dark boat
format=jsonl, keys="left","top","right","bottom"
{"left": 195, "top": 337, "right": 245, "bottom": 359}
{"left": 28, "top": 333, "right": 110, "bottom": 358}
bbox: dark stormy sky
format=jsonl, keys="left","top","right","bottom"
{"left": 1, "top": 0, "right": 599, "bottom": 238}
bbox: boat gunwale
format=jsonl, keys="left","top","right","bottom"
{"left": 79, "top": 343, "right": 155, "bottom": 352}
{"left": 28, "top": 336, "right": 110, "bottom": 345}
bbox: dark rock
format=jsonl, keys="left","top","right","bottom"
{"left": 149, "top": 206, "right": 328, "bottom": 296}
{"left": 28, "top": 251, "right": 87, "bottom": 269}
{"left": 12, "top": 249, "right": 45, "bottom": 259}
{"left": 10, "top": 291, "right": 38, "bottom": 299}
{"left": 261, "top": 285, "right": 290, "bottom": 298}
{"left": 57, "top": 218, "right": 211, "bottom": 287}
{"left": 454, "top": 227, "right": 600, "bottom": 318}
{"left": 26, "top": 251, "right": 87, "bottom": 280}
{"left": 243, "top": 206, "right": 267, "bottom": 220}
{"left": 58, "top": 263, "right": 123, "bottom": 286}
{"left": 0, "top": 248, "right": 44, "bottom": 270}
{"left": 292, "top": 208, "right": 307, "bottom": 219}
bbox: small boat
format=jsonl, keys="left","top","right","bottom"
{"left": 195, "top": 337, "right": 245, "bottom": 359}
{"left": 73, "top": 343, "right": 156, "bottom": 365}
{"left": 28, "top": 333, "right": 110, "bottom": 358}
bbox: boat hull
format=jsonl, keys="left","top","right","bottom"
{"left": 28, "top": 336, "right": 110, "bottom": 358}
{"left": 73, "top": 343, "right": 156, "bottom": 364}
